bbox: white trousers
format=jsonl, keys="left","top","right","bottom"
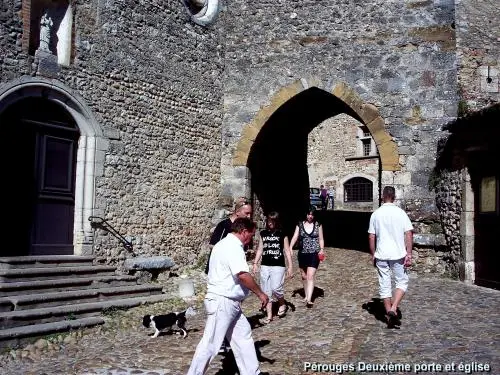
{"left": 187, "top": 294, "right": 260, "bottom": 375}
{"left": 376, "top": 258, "right": 409, "bottom": 299}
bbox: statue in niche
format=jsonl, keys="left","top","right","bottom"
{"left": 39, "top": 11, "right": 53, "bottom": 52}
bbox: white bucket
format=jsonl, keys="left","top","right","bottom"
{"left": 178, "top": 278, "right": 195, "bottom": 298}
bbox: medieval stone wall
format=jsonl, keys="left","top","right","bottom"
{"left": 431, "top": 0, "right": 500, "bottom": 279}
{"left": 0, "top": 1, "right": 224, "bottom": 267}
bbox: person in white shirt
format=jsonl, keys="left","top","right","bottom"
{"left": 368, "top": 186, "right": 413, "bottom": 328}
{"left": 187, "top": 218, "right": 269, "bottom": 375}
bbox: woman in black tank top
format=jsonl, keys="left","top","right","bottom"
{"left": 289, "top": 206, "right": 325, "bottom": 308}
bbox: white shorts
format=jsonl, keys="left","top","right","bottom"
{"left": 260, "top": 265, "right": 286, "bottom": 300}
{"left": 375, "top": 258, "right": 409, "bottom": 299}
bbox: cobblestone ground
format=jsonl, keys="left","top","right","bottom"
{"left": 1, "top": 248, "right": 499, "bottom": 375}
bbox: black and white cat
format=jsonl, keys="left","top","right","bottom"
{"left": 142, "top": 306, "right": 197, "bottom": 338}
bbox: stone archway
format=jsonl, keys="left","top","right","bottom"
{"left": 231, "top": 80, "right": 400, "bottom": 213}
{"left": 230, "top": 79, "right": 400, "bottom": 236}
{"left": 0, "top": 77, "right": 107, "bottom": 255}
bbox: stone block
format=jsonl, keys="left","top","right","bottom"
{"left": 414, "top": 233, "right": 436, "bottom": 246}
{"left": 461, "top": 235, "right": 475, "bottom": 261}
{"left": 381, "top": 171, "right": 396, "bottom": 185}
{"left": 460, "top": 211, "right": 475, "bottom": 236}
{"left": 124, "top": 256, "right": 175, "bottom": 271}
{"left": 233, "top": 165, "right": 250, "bottom": 179}
{"left": 479, "top": 66, "right": 499, "bottom": 93}
{"left": 393, "top": 171, "right": 412, "bottom": 185}
{"left": 398, "top": 145, "right": 416, "bottom": 156}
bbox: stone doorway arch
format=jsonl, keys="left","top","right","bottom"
{"left": 231, "top": 80, "right": 399, "bottom": 234}
{"left": 0, "top": 78, "right": 107, "bottom": 256}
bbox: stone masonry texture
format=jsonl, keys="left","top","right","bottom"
{"left": 1, "top": 1, "right": 499, "bottom": 278}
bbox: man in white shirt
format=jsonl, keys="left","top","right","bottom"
{"left": 368, "top": 186, "right": 413, "bottom": 328}
{"left": 187, "top": 218, "right": 269, "bottom": 375}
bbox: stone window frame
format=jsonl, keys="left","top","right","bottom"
{"left": 357, "top": 125, "right": 377, "bottom": 157}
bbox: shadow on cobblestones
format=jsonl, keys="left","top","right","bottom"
{"left": 362, "top": 297, "right": 388, "bottom": 324}
{"left": 361, "top": 298, "right": 403, "bottom": 329}
{"left": 290, "top": 286, "right": 325, "bottom": 303}
{"left": 213, "top": 339, "right": 275, "bottom": 375}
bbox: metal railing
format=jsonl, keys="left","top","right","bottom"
{"left": 88, "top": 216, "right": 133, "bottom": 251}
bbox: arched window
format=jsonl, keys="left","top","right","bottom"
{"left": 344, "top": 177, "right": 373, "bottom": 202}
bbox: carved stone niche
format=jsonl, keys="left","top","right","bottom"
{"left": 29, "top": 0, "right": 73, "bottom": 66}
{"left": 479, "top": 66, "right": 499, "bottom": 93}
{"left": 182, "top": 0, "right": 220, "bottom": 27}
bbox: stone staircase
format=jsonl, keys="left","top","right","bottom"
{"left": 0, "top": 255, "right": 171, "bottom": 349}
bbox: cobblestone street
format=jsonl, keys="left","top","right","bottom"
{"left": 1, "top": 248, "right": 499, "bottom": 375}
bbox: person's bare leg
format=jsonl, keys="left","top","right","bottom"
{"left": 390, "top": 288, "right": 405, "bottom": 313}
{"left": 265, "top": 301, "right": 273, "bottom": 321}
{"left": 299, "top": 267, "right": 307, "bottom": 302}
{"left": 383, "top": 297, "right": 393, "bottom": 314}
{"left": 305, "top": 267, "right": 317, "bottom": 303}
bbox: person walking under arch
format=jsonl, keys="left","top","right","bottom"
{"left": 319, "top": 185, "right": 328, "bottom": 210}
{"left": 368, "top": 186, "right": 413, "bottom": 328}
{"left": 289, "top": 207, "right": 325, "bottom": 308}
{"left": 252, "top": 211, "right": 293, "bottom": 323}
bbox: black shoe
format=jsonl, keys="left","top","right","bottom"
{"left": 387, "top": 311, "right": 401, "bottom": 328}
{"left": 258, "top": 372, "right": 270, "bottom": 375}
{"left": 396, "top": 308, "right": 402, "bottom": 320}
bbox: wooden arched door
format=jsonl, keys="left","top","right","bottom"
{"left": 0, "top": 97, "right": 79, "bottom": 256}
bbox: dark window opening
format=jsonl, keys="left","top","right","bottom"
{"left": 362, "top": 139, "right": 371, "bottom": 156}
{"left": 361, "top": 126, "right": 370, "bottom": 137}
{"left": 344, "top": 177, "right": 373, "bottom": 202}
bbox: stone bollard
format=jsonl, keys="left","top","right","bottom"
{"left": 178, "top": 277, "right": 195, "bottom": 298}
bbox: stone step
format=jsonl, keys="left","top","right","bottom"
{"left": 0, "top": 255, "right": 95, "bottom": 269}
{"left": 0, "top": 265, "right": 116, "bottom": 282}
{"left": 0, "top": 284, "right": 164, "bottom": 312}
{"left": 0, "top": 316, "right": 105, "bottom": 349}
{"left": 0, "top": 275, "right": 139, "bottom": 296}
{"left": 0, "top": 294, "right": 173, "bottom": 329}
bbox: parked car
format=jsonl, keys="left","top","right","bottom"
{"left": 309, "top": 187, "right": 322, "bottom": 209}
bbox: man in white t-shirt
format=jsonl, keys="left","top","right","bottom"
{"left": 368, "top": 186, "right": 413, "bottom": 328}
{"left": 187, "top": 217, "right": 269, "bottom": 375}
